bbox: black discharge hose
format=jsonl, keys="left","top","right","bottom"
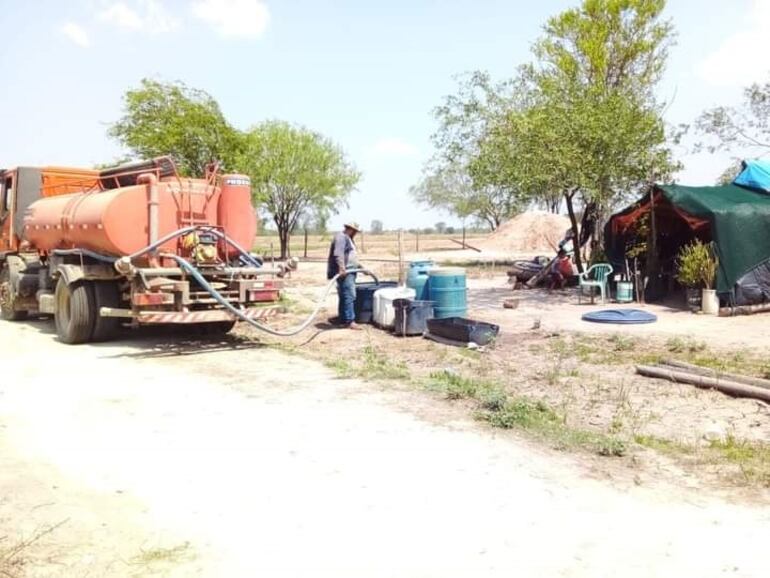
{"left": 163, "top": 253, "right": 376, "bottom": 336}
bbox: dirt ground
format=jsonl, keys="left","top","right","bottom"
{"left": 271, "top": 261, "right": 770, "bottom": 488}
{"left": 3, "top": 260, "right": 770, "bottom": 576}
{"left": 2, "top": 315, "right": 770, "bottom": 576}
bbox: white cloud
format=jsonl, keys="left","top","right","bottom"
{"left": 372, "top": 138, "right": 419, "bottom": 158}
{"left": 99, "top": 2, "right": 142, "bottom": 29}
{"left": 192, "top": 0, "right": 270, "bottom": 39}
{"left": 698, "top": 0, "right": 770, "bottom": 87}
{"left": 99, "top": 1, "right": 179, "bottom": 34}
{"left": 142, "top": 0, "right": 179, "bottom": 33}
{"left": 60, "top": 22, "right": 91, "bottom": 47}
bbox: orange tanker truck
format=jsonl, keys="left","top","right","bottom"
{"left": 0, "top": 157, "right": 287, "bottom": 343}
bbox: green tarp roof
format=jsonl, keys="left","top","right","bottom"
{"left": 656, "top": 184, "right": 770, "bottom": 293}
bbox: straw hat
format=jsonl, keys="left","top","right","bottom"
{"left": 344, "top": 221, "right": 361, "bottom": 232}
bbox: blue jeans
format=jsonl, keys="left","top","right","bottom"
{"left": 337, "top": 273, "right": 357, "bottom": 324}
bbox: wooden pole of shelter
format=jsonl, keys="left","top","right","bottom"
{"left": 644, "top": 185, "right": 657, "bottom": 303}
{"left": 398, "top": 229, "right": 405, "bottom": 286}
{"left": 635, "top": 365, "right": 770, "bottom": 404}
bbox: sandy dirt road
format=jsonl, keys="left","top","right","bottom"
{"left": 1, "top": 319, "right": 769, "bottom": 577}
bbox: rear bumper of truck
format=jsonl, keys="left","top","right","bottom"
{"left": 100, "top": 304, "right": 285, "bottom": 324}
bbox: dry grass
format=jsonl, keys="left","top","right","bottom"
{"left": 0, "top": 519, "right": 67, "bottom": 578}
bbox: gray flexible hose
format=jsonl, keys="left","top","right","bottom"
{"left": 162, "top": 253, "right": 375, "bottom": 336}
{"left": 53, "top": 226, "right": 376, "bottom": 336}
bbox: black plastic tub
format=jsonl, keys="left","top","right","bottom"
{"left": 354, "top": 281, "right": 398, "bottom": 324}
{"left": 426, "top": 317, "right": 500, "bottom": 346}
{"left": 393, "top": 299, "right": 434, "bottom": 336}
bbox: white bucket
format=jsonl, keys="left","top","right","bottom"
{"left": 373, "top": 287, "right": 416, "bottom": 328}
{"left": 701, "top": 289, "right": 720, "bottom": 315}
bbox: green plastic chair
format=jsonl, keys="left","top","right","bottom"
{"left": 578, "top": 264, "right": 614, "bottom": 304}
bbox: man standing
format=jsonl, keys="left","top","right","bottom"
{"left": 327, "top": 222, "right": 362, "bottom": 329}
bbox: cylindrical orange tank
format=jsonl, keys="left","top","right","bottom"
{"left": 218, "top": 174, "right": 257, "bottom": 258}
{"left": 23, "top": 179, "right": 223, "bottom": 259}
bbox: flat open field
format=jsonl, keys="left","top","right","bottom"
{"left": 253, "top": 231, "right": 490, "bottom": 261}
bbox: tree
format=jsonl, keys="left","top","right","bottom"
{"left": 519, "top": 0, "right": 677, "bottom": 270}
{"left": 696, "top": 77, "right": 770, "bottom": 154}
{"left": 109, "top": 79, "right": 241, "bottom": 176}
{"left": 411, "top": 162, "right": 519, "bottom": 230}
{"left": 434, "top": 221, "right": 447, "bottom": 234}
{"left": 716, "top": 159, "right": 743, "bottom": 185}
{"left": 411, "top": 73, "right": 528, "bottom": 229}
{"left": 236, "top": 121, "right": 360, "bottom": 259}
{"left": 370, "top": 220, "right": 384, "bottom": 234}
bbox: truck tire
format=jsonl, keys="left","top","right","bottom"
{"left": 92, "top": 281, "right": 122, "bottom": 342}
{"left": 54, "top": 278, "right": 96, "bottom": 344}
{"left": 0, "top": 260, "right": 28, "bottom": 321}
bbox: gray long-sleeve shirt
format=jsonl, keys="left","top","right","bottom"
{"left": 327, "top": 232, "right": 358, "bottom": 279}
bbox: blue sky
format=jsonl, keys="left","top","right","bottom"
{"left": 0, "top": 0, "right": 768, "bottom": 230}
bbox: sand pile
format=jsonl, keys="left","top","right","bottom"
{"left": 480, "top": 212, "right": 571, "bottom": 254}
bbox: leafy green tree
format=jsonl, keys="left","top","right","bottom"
{"left": 525, "top": 0, "right": 677, "bottom": 269}
{"left": 411, "top": 162, "right": 518, "bottom": 230}
{"left": 434, "top": 221, "right": 447, "bottom": 234}
{"left": 236, "top": 121, "right": 360, "bottom": 259}
{"left": 109, "top": 79, "right": 242, "bottom": 176}
{"left": 464, "top": 0, "right": 674, "bottom": 271}
{"left": 411, "top": 73, "right": 527, "bottom": 229}
{"left": 696, "top": 77, "right": 770, "bottom": 153}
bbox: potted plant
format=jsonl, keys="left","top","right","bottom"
{"left": 675, "top": 241, "right": 705, "bottom": 312}
{"left": 700, "top": 243, "right": 720, "bottom": 315}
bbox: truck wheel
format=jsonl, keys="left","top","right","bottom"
{"left": 92, "top": 281, "right": 122, "bottom": 342}
{"left": 54, "top": 278, "right": 96, "bottom": 344}
{"left": 0, "top": 262, "right": 28, "bottom": 321}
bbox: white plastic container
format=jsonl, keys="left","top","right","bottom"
{"left": 701, "top": 288, "right": 719, "bottom": 315}
{"left": 373, "top": 286, "right": 416, "bottom": 328}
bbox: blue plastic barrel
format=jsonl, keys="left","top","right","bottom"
{"left": 615, "top": 281, "right": 633, "bottom": 303}
{"left": 406, "top": 260, "right": 434, "bottom": 300}
{"left": 428, "top": 267, "right": 467, "bottom": 319}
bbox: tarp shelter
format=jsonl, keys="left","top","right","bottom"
{"left": 734, "top": 159, "right": 770, "bottom": 192}
{"left": 606, "top": 183, "right": 770, "bottom": 306}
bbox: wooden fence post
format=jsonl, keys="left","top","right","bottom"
{"left": 462, "top": 227, "right": 466, "bottom": 249}
{"left": 398, "top": 230, "right": 405, "bottom": 285}
{"left": 303, "top": 228, "right": 308, "bottom": 259}
{"left": 416, "top": 231, "right": 420, "bottom": 252}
